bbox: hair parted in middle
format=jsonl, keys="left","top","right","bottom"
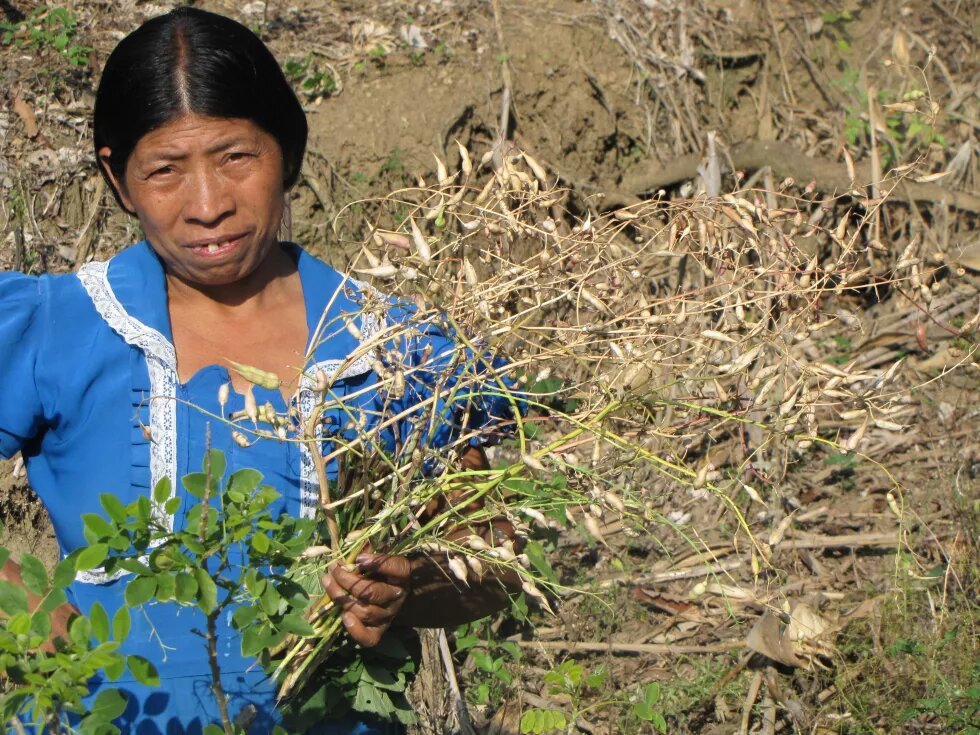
{"left": 93, "top": 6, "right": 308, "bottom": 209}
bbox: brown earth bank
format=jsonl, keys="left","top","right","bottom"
{"left": 1, "top": 1, "right": 978, "bottom": 733}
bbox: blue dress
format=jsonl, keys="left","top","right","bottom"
{"left": 0, "top": 242, "right": 518, "bottom": 733}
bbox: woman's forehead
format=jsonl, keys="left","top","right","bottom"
{"left": 133, "top": 114, "right": 270, "bottom": 156}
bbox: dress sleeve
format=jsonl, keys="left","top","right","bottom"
{"left": 0, "top": 273, "right": 47, "bottom": 459}
{"left": 386, "top": 305, "right": 526, "bottom": 452}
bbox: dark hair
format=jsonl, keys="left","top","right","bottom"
{"left": 93, "top": 7, "right": 307, "bottom": 207}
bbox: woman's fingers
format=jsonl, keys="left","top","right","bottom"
{"left": 322, "top": 555, "right": 413, "bottom": 647}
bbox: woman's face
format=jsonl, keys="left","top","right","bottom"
{"left": 100, "top": 113, "right": 287, "bottom": 288}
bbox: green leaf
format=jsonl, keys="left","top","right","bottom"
{"left": 195, "top": 568, "right": 218, "bottom": 614}
{"left": 524, "top": 540, "right": 558, "bottom": 584}
{"left": 153, "top": 477, "right": 172, "bottom": 505}
{"left": 103, "top": 656, "right": 127, "bottom": 682}
{"left": 99, "top": 493, "right": 128, "bottom": 523}
{"left": 0, "top": 546, "right": 9, "bottom": 569}
{"left": 125, "top": 576, "right": 157, "bottom": 607}
{"left": 112, "top": 606, "right": 131, "bottom": 642}
{"left": 90, "top": 601, "right": 110, "bottom": 643}
{"left": 52, "top": 556, "right": 77, "bottom": 589}
{"left": 203, "top": 726, "right": 225, "bottom": 735}
{"left": 251, "top": 532, "right": 270, "bottom": 554}
{"left": 155, "top": 573, "right": 175, "bottom": 602}
{"left": 40, "top": 587, "right": 67, "bottom": 613}
{"left": 89, "top": 688, "right": 128, "bottom": 721}
{"left": 182, "top": 472, "right": 207, "bottom": 499}
{"left": 633, "top": 701, "right": 655, "bottom": 721}
{"left": 643, "top": 682, "right": 662, "bottom": 706}
{"left": 7, "top": 610, "right": 30, "bottom": 635}
{"left": 260, "top": 583, "right": 281, "bottom": 616}
{"left": 76, "top": 543, "right": 109, "bottom": 571}
{"left": 278, "top": 613, "right": 314, "bottom": 637}
{"left": 203, "top": 449, "right": 227, "bottom": 484}
{"left": 174, "top": 572, "right": 198, "bottom": 603}
{"left": 232, "top": 604, "right": 259, "bottom": 629}
{"left": 83, "top": 514, "right": 115, "bottom": 540}
{"left": 29, "top": 609, "right": 52, "bottom": 640}
{"left": 0, "top": 579, "right": 28, "bottom": 615}
{"left": 69, "top": 614, "right": 91, "bottom": 646}
{"left": 228, "top": 468, "right": 263, "bottom": 496}
{"left": 18, "top": 554, "right": 48, "bottom": 596}
{"left": 127, "top": 655, "right": 160, "bottom": 686}
{"left": 651, "top": 711, "right": 667, "bottom": 733}
{"left": 163, "top": 497, "right": 181, "bottom": 515}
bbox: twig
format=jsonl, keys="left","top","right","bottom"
{"left": 72, "top": 176, "right": 105, "bottom": 269}
{"left": 490, "top": 0, "right": 513, "bottom": 166}
{"left": 513, "top": 639, "right": 739, "bottom": 655}
{"left": 739, "top": 670, "right": 763, "bottom": 735}
{"left": 437, "top": 628, "right": 476, "bottom": 735}
{"left": 606, "top": 141, "right": 980, "bottom": 213}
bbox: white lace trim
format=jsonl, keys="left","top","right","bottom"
{"left": 76, "top": 261, "right": 178, "bottom": 584}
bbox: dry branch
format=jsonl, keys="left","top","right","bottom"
{"left": 607, "top": 140, "right": 980, "bottom": 213}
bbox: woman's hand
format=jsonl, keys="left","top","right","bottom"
{"left": 322, "top": 553, "right": 414, "bottom": 648}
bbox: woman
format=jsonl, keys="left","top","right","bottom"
{"left": 0, "top": 7, "right": 519, "bottom": 733}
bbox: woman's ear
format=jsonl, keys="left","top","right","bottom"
{"left": 97, "top": 147, "right": 136, "bottom": 214}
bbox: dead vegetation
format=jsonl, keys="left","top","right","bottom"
{"left": 1, "top": 0, "right": 977, "bottom": 734}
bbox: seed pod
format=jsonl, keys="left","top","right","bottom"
{"left": 466, "top": 555, "right": 484, "bottom": 579}
{"left": 244, "top": 387, "right": 258, "bottom": 424}
{"left": 523, "top": 152, "right": 548, "bottom": 183}
{"left": 354, "top": 264, "right": 398, "bottom": 279}
{"left": 521, "top": 580, "right": 555, "bottom": 615}
{"left": 456, "top": 140, "right": 472, "bottom": 177}
{"left": 232, "top": 431, "right": 250, "bottom": 448}
{"left": 391, "top": 370, "right": 406, "bottom": 398}
{"left": 399, "top": 266, "right": 419, "bottom": 281}
{"left": 409, "top": 218, "right": 432, "bottom": 264}
{"left": 313, "top": 369, "right": 329, "bottom": 393}
{"left": 521, "top": 507, "right": 548, "bottom": 526}
{"left": 447, "top": 556, "right": 470, "bottom": 585}
{"left": 583, "top": 514, "right": 606, "bottom": 545}
{"left": 465, "top": 535, "right": 490, "bottom": 552}
{"left": 376, "top": 230, "right": 411, "bottom": 250}
{"left": 344, "top": 317, "right": 362, "bottom": 341}
{"left": 434, "top": 154, "right": 452, "bottom": 186}
{"left": 301, "top": 545, "right": 331, "bottom": 559}
{"left": 229, "top": 361, "right": 281, "bottom": 391}
{"left": 521, "top": 453, "right": 546, "bottom": 472}
{"left": 702, "top": 329, "right": 737, "bottom": 344}
{"left": 360, "top": 245, "right": 381, "bottom": 268}
{"left": 463, "top": 258, "right": 479, "bottom": 286}
{"left": 540, "top": 217, "right": 556, "bottom": 233}
{"left": 604, "top": 491, "right": 625, "bottom": 512}
{"left": 693, "top": 464, "right": 709, "bottom": 489}
{"left": 489, "top": 544, "right": 517, "bottom": 562}
{"left": 516, "top": 554, "right": 531, "bottom": 569}
{"left": 217, "top": 382, "right": 230, "bottom": 409}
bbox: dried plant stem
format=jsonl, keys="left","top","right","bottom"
{"left": 206, "top": 608, "right": 234, "bottom": 735}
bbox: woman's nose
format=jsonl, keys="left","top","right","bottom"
{"left": 183, "top": 170, "right": 234, "bottom": 224}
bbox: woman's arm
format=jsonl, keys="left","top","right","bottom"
{"left": 0, "top": 558, "right": 77, "bottom": 652}
{"left": 322, "top": 445, "right": 522, "bottom": 647}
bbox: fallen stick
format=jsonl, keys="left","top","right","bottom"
{"left": 511, "top": 639, "right": 739, "bottom": 655}
{"left": 602, "top": 140, "right": 980, "bottom": 213}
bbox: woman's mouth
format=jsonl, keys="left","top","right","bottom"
{"left": 188, "top": 234, "right": 246, "bottom": 257}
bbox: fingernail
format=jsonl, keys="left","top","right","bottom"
{"left": 355, "top": 554, "right": 372, "bottom": 566}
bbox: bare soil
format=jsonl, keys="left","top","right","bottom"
{"left": 1, "top": 0, "right": 977, "bottom": 733}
